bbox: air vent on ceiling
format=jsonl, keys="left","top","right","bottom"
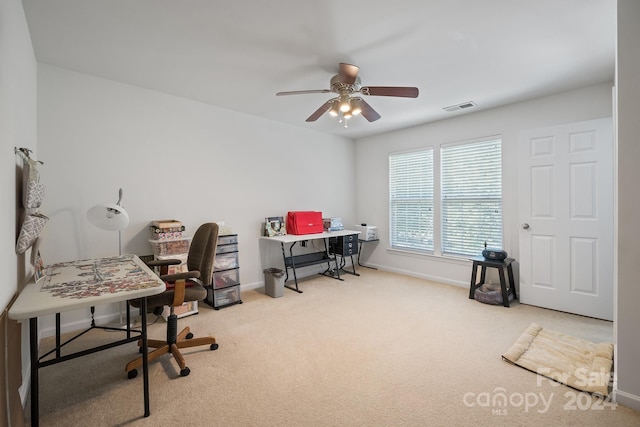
{"left": 443, "top": 101, "right": 477, "bottom": 112}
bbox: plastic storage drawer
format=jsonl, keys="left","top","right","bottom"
{"left": 218, "top": 234, "right": 238, "bottom": 245}
{"left": 216, "top": 243, "right": 238, "bottom": 254}
{"left": 208, "top": 285, "right": 241, "bottom": 308}
{"left": 212, "top": 268, "right": 240, "bottom": 289}
{"left": 214, "top": 252, "right": 239, "bottom": 271}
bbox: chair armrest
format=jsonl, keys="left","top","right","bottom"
{"left": 145, "top": 258, "right": 182, "bottom": 268}
{"left": 160, "top": 270, "right": 201, "bottom": 283}
{"left": 172, "top": 279, "right": 187, "bottom": 307}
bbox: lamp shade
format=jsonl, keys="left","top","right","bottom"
{"left": 87, "top": 203, "right": 129, "bottom": 231}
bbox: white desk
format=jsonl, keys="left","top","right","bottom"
{"left": 9, "top": 255, "right": 166, "bottom": 427}
{"left": 261, "top": 230, "right": 360, "bottom": 293}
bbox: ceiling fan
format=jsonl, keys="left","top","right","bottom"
{"left": 276, "top": 63, "right": 419, "bottom": 127}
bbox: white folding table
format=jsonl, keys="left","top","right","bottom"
{"left": 9, "top": 254, "right": 166, "bottom": 427}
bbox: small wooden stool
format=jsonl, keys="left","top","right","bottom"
{"left": 469, "top": 256, "right": 517, "bottom": 307}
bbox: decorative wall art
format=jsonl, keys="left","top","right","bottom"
{"left": 15, "top": 147, "right": 48, "bottom": 256}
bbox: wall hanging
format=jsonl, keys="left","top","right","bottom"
{"left": 15, "top": 147, "right": 48, "bottom": 255}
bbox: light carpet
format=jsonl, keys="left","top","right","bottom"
{"left": 26, "top": 269, "right": 640, "bottom": 426}
{"left": 502, "top": 323, "right": 614, "bottom": 396}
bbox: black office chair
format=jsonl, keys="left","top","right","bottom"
{"left": 126, "top": 222, "right": 219, "bottom": 378}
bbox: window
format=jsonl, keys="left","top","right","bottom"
{"left": 389, "top": 138, "right": 502, "bottom": 257}
{"left": 389, "top": 149, "right": 434, "bottom": 252}
{"left": 441, "top": 139, "right": 502, "bottom": 256}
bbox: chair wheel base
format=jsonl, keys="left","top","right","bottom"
{"left": 211, "top": 343, "right": 219, "bottom": 350}
{"left": 127, "top": 369, "right": 138, "bottom": 379}
{"left": 180, "top": 367, "right": 190, "bottom": 377}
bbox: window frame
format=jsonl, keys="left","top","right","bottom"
{"left": 440, "top": 137, "right": 503, "bottom": 257}
{"left": 388, "top": 136, "right": 503, "bottom": 259}
{"left": 388, "top": 147, "right": 435, "bottom": 253}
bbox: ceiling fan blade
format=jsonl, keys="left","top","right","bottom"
{"left": 306, "top": 100, "right": 333, "bottom": 122}
{"left": 361, "top": 86, "right": 419, "bottom": 98}
{"left": 338, "top": 63, "right": 359, "bottom": 85}
{"left": 277, "top": 89, "right": 331, "bottom": 96}
{"left": 358, "top": 99, "right": 381, "bottom": 122}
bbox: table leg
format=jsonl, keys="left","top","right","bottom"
{"left": 55, "top": 313, "right": 61, "bottom": 358}
{"left": 498, "top": 267, "right": 510, "bottom": 307}
{"left": 30, "top": 317, "right": 39, "bottom": 427}
{"left": 140, "top": 297, "right": 150, "bottom": 417}
{"left": 326, "top": 238, "right": 341, "bottom": 281}
{"left": 350, "top": 254, "right": 360, "bottom": 276}
{"left": 479, "top": 265, "right": 487, "bottom": 285}
{"left": 126, "top": 303, "right": 131, "bottom": 339}
{"left": 279, "top": 242, "right": 290, "bottom": 283}
{"left": 507, "top": 264, "right": 517, "bottom": 299}
{"left": 469, "top": 261, "right": 479, "bottom": 299}
{"left": 285, "top": 242, "right": 303, "bottom": 293}
{"left": 357, "top": 241, "right": 377, "bottom": 269}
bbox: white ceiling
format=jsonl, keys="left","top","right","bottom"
{"left": 22, "top": 0, "right": 615, "bottom": 139}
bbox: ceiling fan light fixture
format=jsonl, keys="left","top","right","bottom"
{"left": 339, "top": 94, "right": 351, "bottom": 112}
{"left": 328, "top": 100, "right": 340, "bottom": 117}
{"left": 350, "top": 98, "right": 362, "bottom": 116}
{"left": 276, "top": 63, "right": 418, "bottom": 127}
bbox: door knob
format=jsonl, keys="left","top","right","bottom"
{"left": 521, "top": 223, "right": 530, "bottom": 230}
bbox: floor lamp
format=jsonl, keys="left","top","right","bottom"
{"left": 87, "top": 188, "right": 132, "bottom": 328}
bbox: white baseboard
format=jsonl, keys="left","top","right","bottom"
{"left": 371, "top": 264, "right": 469, "bottom": 289}
{"left": 240, "top": 281, "right": 263, "bottom": 291}
{"left": 613, "top": 388, "right": 640, "bottom": 412}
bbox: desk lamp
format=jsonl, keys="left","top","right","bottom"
{"left": 87, "top": 188, "right": 131, "bottom": 328}
{"left": 86, "top": 188, "right": 129, "bottom": 254}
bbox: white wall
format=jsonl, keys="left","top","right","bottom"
{"left": 36, "top": 64, "right": 356, "bottom": 331}
{"left": 614, "top": 0, "right": 640, "bottom": 411}
{"left": 354, "top": 83, "right": 613, "bottom": 287}
{"left": 1, "top": 0, "right": 38, "bottom": 309}
{"left": 1, "top": 0, "right": 38, "bottom": 413}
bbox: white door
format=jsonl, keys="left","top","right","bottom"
{"left": 518, "top": 118, "right": 613, "bottom": 321}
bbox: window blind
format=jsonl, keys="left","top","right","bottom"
{"left": 441, "top": 139, "right": 502, "bottom": 257}
{"left": 389, "top": 149, "right": 434, "bottom": 252}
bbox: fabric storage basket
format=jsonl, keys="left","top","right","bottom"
{"left": 149, "top": 237, "right": 191, "bottom": 256}
{"left": 474, "top": 283, "right": 514, "bottom": 305}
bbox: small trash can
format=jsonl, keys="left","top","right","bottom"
{"left": 264, "top": 268, "right": 285, "bottom": 298}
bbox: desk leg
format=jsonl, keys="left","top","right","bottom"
{"left": 284, "top": 242, "right": 303, "bottom": 293}
{"left": 326, "top": 238, "right": 342, "bottom": 281}
{"left": 357, "top": 241, "right": 377, "bottom": 269}
{"left": 30, "top": 317, "right": 39, "bottom": 427}
{"left": 336, "top": 254, "right": 359, "bottom": 277}
{"left": 350, "top": 255, "right": 359, "bottom": 276}
{"left": 279, "top": 242, "right": 290, "bottom": 283}
{"left": 140, "top": 297, "right": 150, "bottom": 417}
